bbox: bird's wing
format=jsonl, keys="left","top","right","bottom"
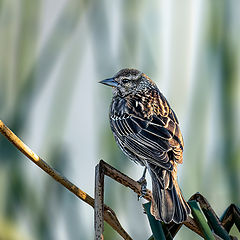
{"left": 110, "top": 93, "right": 184, "bottom": 170}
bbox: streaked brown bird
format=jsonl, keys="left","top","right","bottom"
{"left": 100, "top": 68, "right": 190, "bottom": 223}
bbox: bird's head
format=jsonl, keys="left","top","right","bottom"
{"left": 99, "top": 68, "right": 157, "bottom": 97}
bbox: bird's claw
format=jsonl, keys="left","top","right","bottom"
{"left": 137, "top": 177, "right": 147, "bottom": 200}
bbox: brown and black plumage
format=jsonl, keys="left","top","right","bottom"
{"left": 100, "top": 68, "right": 190, "bottom": 223}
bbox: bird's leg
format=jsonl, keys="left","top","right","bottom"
{"left": 137, "top": 167, "right": 147, "bottom": 199}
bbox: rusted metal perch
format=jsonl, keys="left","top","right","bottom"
{"left": 94, "top": 160, "right": 210, "bottom": 239}
{"left": 94, "top": 164, "right": 239, "bottom": 240}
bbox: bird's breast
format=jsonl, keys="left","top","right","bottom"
{"left": 110, "top": 97, "right": 129, "bottom": 117}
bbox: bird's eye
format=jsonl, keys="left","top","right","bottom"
{"left": 122, "top": 79, "right": 129, "bottom": 84}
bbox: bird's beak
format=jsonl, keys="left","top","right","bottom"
{"left": 99, "top": 78, "right": 118, "bottom": 87}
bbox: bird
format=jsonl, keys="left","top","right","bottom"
{"left": 99, "top": 68, "right": 191, "bottom": 224}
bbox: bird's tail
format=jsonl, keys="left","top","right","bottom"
{"left": 149, "top": 164, "right": 191, "bottom": 224}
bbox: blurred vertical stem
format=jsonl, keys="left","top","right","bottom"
{"left": 12, "top": 0, "right": 88, "bottom": 131}
{"left": 220, "top": 2, "right": 239, "bottom": 203}
{"left": 4, "top": 0, "right": 41, "bottom": 216}
{"left": 209, "top": 1, "right": 239, "bottom": 202}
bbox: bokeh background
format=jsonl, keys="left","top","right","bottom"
{"left": 0, "top": 0, "right": 240, "bottom": 239}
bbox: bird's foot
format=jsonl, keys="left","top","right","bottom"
{"left": 137, "top": 167, "right": 147, "bottom": 200}
{"left": 137, "top": 176, "right": 147, "bottom": 200}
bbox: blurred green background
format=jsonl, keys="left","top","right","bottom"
{"left": 0, "top": 0, "right": 240, "bottom": 239}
